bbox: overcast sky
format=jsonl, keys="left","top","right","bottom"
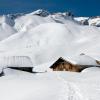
{"left": 0, "top": 0, "right": 99, "bottom": 16}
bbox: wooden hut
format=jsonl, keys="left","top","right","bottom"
{"left": 50, "top": 57, "right": 81, "bottom": 72}
{"left": 50, "top": 56, "right": 100, "bottom": 72}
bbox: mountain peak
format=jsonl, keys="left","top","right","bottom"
{"left": 30, "top": 9, "right": 50, "bottom": 17}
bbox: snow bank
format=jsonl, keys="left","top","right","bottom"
{"left": 3, "top": 68, "right": 33, "bottom": 76}
{"left": 33, "top": 61, "right": 54, "bottom": 72}
{"left": 82, "top": 67, "right": 100, "bottom": 73}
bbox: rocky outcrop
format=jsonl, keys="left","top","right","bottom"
{"left": 30, "top": 9, "right": 50, "bottom": 17}
{"left": 88, "top": 16, "right": 100, "bottom": 27}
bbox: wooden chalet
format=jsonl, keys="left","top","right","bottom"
{"left": 50, "top": 57, "right": 81, "bottom": 72}
{"left": 50, "top": 57, "right": 100, "bottom": 72}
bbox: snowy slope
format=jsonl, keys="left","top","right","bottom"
{"left": 14, "top": 10, "right": 74, "bottom": 32}
{"left": 0, "top": 15, "right": 16, "bottom": 40}
{"left": 0, "top": 21, "right": 100, "bottom": 65}
{"left": 0, "top": 72, "right": 83, "bottom": 100}
{"left": 0, "top": 9, "right": 100, "bottom": 65}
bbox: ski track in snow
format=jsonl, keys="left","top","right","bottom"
{"left": 55, "top": 72, "right": 89, "bottom": 100}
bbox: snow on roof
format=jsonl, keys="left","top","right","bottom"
{"left": 62, "top": 56, "right": 77, "bottom": 65}
{"left": 61, "top": 54, "right": 99, "bottom": 66}
{"left": 81, "top": 55, "right": 98, "bottom": 65}
{"left": 0, "top": 56, "right": 33, "bottom": 68}
{"left": 71, "top": 54, "right": 99, "bottom": 66}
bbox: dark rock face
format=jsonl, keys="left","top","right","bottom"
{"left": 8, "top": 13, "right": 24, "bottom": 20}
{"left": 0, "top": 71, "right": 4, "bottom": 77}
{"left": 81, "top": 19, "right": 89, "bottom": 25}
{"left": 32, "top": 9, "right": 50, "bottom": 17}
{"left": 89, "top": 16, "right": 100, "bottom": 27}
{"left": 74, "top": 18, "right": 89, "bottom": 25}
{"left": 52, "top": 12, "right": 74, "bottom": 18}
{"left": 64, "top": 12, "right": 74, "bottom": 17}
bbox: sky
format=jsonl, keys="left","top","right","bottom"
{"left": 0, "top": 0, "right": 99, "bottom": 16}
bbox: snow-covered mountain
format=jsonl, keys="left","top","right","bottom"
{"left": 0, "top": 9, "right": 100, "bottom": 66}
{"left": 88, "top": 16, "right": 100, "bottom": 27}
{"left": 74, "top": 17, "right": 89, "bottom": 25}
{"left": 0, "top": 15, "right": 16, "bottom": 40}
{"left": 74, "top": 16, "right": 100, "bottom": 27}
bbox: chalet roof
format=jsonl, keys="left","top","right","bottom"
{"left": 51, "top": 54, "right": 100, "bottom": 67}
{"left": 0, "top": 56, "right": 33, "bottom": 68}
{"left": 50, "top": 57, "right": 75, "bottom": 68}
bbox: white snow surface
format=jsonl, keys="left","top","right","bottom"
{"left": 0, "top": 69, "right": 100, "bottom": 100}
